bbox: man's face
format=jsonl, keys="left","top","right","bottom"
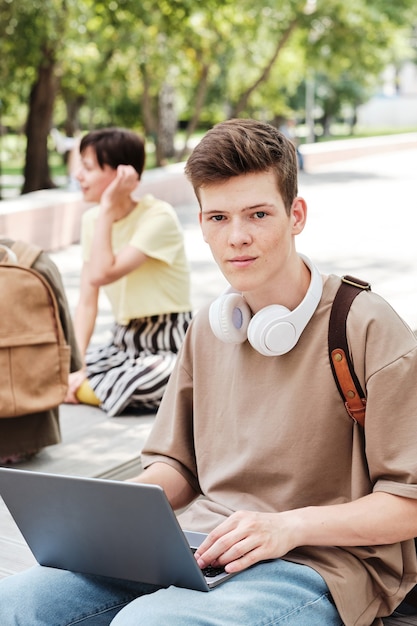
{"left": 199, "top": 170, "right": 306, "bottom": 311}
{"left": 76, "top": 146, "right": 117, "bottom": 203}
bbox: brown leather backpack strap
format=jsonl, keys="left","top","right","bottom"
{"left": 0, "top": 244, "right": 15, "bottom": 263}
{"left": 11, "top": 241, "right": 43, "bottom": 268}
{"left": 328, "top": 276, "right": 371, "bottom": 428}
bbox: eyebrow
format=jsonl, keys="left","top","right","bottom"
{"left": 201, "top": 203, "right": 275, "bottom": 215}
{"left": 80, "top": 157, "right": 95, "bottom": 166}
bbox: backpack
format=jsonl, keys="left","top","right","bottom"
{"left": 328, "top": 275, "right": 370, "bottom": 426}
{"left": 0, "top": 241, "right": 71, "bottom": 418}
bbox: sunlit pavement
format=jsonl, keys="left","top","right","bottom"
{"left": 297, "top": 147, "right": 417, "bottom": 330}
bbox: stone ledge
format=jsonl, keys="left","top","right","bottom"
{"left": 0, "top": 189, "right": 89, "bottom": 252}
{"left": 0, "top": 163, "right": 196, "bottom": 252}
{"left": 301, "top": 132, "right": 417, "bottom": 168}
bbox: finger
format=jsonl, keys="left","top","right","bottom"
{"left": 64, "top": 392, "right": 79, "bottom": 404}
{"left": 117, "top": 164, "right": 137, "bottom": 180}
{"left": 194, "top": 519, "right": 234, "bottom": 561}
{"left": 223, "top": 546, "right": 261, "bottom": 573}
{"left": 196, "top": 530, "right": 244, "bottom": 568}
{"left": 194, "top": 511, "right": 259, "bottom": 567}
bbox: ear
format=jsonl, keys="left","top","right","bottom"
{"left": 291, "top": 197, "right": 307, "bottom": 235}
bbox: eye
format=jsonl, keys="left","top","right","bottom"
{"left": 210, "top": 215, "right": 225, "bottom": 222}
{"left": 254, "top": 211, "right": 267, "bottom": 219}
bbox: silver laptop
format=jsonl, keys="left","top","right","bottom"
{"left": 0, "top": 468, "right": 234, "bottom": 591}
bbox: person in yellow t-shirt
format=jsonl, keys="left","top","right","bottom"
{"left": 65, "top": 127, "right": 192, "bottom": 416}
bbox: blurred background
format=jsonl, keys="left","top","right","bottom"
{"left": 0, "top": 0, "right": 416, "bottom": 198}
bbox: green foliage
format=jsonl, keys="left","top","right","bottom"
{"left": 0, "top": 0, "right": 416, "bottom": 175}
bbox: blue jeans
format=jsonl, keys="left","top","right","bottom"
{"left": 0, "top": 559, "right": 342, "bottom": 625}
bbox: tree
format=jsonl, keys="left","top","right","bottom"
{"left": 0, "top": 0, "right": 72, "bottom": 192}
{"left": 296, "top": 0, "right": 417, "bottom": 136}
{"left": 1, "top": 0, "right": 416, "bottom": 191}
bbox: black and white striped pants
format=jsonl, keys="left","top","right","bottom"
{"left": 85, "top": 312, "right": 192, "bottom": 417}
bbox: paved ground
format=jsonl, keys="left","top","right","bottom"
{"left": 49, "top": 145, "right": 417, "bottom": 334}
{"left": 296, "top": 147, "right": 417, "bottom": 330}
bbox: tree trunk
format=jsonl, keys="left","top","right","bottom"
{"left": 322, "top": 115, "right": 331, "bottom": 137}
{"left": 156, "top": 82, "right": 177, "bottom": 166}
{"left": 22, "top": 55, "right": 58, "bottom": 194}
{"left": 140, "top": 63, "right": 157, "bottom": 138}
{"left": 64, "top": 96, "right": 84, "bottom": 137}
{"left": 139, "top": 63, "right": 159, "bottom": 163}
{"left": 177, "top": 63, "right": 210, "bottom": 162}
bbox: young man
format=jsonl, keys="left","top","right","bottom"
{"left": 1, "top": 119, "right": 417, "bottom": 625}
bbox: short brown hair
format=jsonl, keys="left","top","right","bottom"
{"left": 184, "top": 118, "right": 298, "bottom": 213}
{"left": 79, "top": 127, "right": 146, "bottom": 176}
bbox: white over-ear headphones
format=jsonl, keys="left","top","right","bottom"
{"left": 209, "top": 254, "right": 323, "bottom": 356}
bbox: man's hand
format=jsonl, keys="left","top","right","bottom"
{"left": 194, "top": 510, "right": 295, "bottom": 574}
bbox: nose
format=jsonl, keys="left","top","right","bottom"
{"left": 228, "top": 218, "right": 252, "bottom": 247}
{"left": 75, "top": 165, "right": 84, "bottom": 182}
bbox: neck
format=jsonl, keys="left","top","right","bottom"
{"left": 113, "top": 197, "right": 137, "bottom": 221}
{"left": 245, "top": 255, "right": 312, "bottom": 314}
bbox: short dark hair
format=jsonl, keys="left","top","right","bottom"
{"left": 184, "top": 118, "right": 298, "bottom": 214}
{"left": 79, "top": 127, "right": 146, "bottom": 176}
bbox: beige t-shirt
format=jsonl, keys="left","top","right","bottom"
{"left": 142, "top": 274, "right": 417, "bottom": 626}
{"left": 81, "top": 195, "right": 192, "bottom": 324}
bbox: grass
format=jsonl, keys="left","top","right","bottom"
{"left": 0, "top": 134, "right": 67, "bottom": 177}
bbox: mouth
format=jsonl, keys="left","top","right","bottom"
{"left": 228, "top": 256, "right": 256, "bottom": 268}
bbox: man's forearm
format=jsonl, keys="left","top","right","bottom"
{"left": 129, "top": 462, "right": 198, "bottom": 511}
{"left": 288, "top": 491, "right": 417, "bottom": 549}
{"left": 194, "top": 491, "right": 417, "bottom": 575}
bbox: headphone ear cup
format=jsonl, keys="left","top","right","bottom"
{"left": 209, "top": 293, "right": 252, "bottom": 344}
{"left": 247, "top": 305, "right": 297, "bottom": 356}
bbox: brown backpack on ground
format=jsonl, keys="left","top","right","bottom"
{"left": 0, "top": 241, "right": 70, "bottom": 418}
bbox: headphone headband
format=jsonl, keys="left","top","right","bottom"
{"left": 209, "top": 254, "right": 323, "bottom": 356}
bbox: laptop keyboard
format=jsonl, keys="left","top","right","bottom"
{"left": 191, "top": 548, "right": 226, "bottom": 578}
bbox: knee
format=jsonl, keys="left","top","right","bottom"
{"left": 0, "top": 567, "right": 63, "bottom": 622}
{"left": 110, "top": 587, "right": 196, "bottom": 626}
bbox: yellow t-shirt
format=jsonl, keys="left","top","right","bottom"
{"left": 81, "top": 194, "right": 192, "bottom": 324}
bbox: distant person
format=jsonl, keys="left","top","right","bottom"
{"left": 65, "top": 128, "right": 192, "bottom": 416}
{"left": 0, "top": 238, "right": 82, "bottom": 464}
{"left": 278, "top": 117, "right": 304, "bottom": 171}
{"left": 50, "top": 128, "right": 81, "bottom": 190}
